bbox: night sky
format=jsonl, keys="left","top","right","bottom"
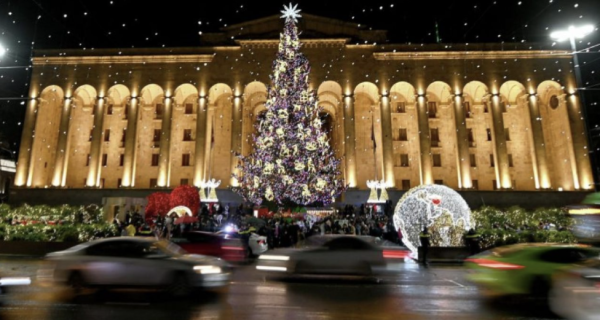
{"left": 0, "top": 0, "right": 599, "bottom": 159}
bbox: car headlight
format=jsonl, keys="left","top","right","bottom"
{"left": 193, "top": 265, "right": 222, "bottom": 274}
{"left": 259, "top": 255, "right": 290, "bottom": 261}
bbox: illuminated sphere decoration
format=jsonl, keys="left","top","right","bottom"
{"left": 393, "top": 184, "right": 472, "bottom": 259}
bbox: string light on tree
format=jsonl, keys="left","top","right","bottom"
{"left": 234, "top": 3, "right": 346, "bottom": 207}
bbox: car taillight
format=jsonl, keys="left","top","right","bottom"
{"left": 465, "top": 258, "right": 525, "bottom": 270}
{"left": 222, "top": 246, "right": 245, "bottom": 251}
{"left": 383, "top": 250, "right": 408, "bottom": 259}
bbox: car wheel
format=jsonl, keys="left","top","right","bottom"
{"left": 68, "top": 272, "right": 86, "bottom": 294}
{"left": 530, "top": 276, "right": 550, "bottom": 297}
{"left": 167, "top": 273, "right": 191, "bottom": 297}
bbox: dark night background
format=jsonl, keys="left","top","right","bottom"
{"left": 0, "top": 0, "right": 599, "bottom": 162}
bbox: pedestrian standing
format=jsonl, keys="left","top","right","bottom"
{"left": 419, "top": 227, "right": 431, "bottom": 267}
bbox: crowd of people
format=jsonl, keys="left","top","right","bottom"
{"left": 112, "top": 202, "right": 404, "bottom": 250}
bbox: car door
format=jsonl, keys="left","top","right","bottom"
{"left": 83, "top": 241, "right": 135, "bottom": 285}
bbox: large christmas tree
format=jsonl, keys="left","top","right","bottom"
{"left": 234, "top": 4, "right": 346, "bottom": 206}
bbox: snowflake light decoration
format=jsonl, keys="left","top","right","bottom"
{"left": 280, "top": 3, "right": 302, "bottom": 22}
{"left": 393, "top": 184, "right": 472, "bottom": 259}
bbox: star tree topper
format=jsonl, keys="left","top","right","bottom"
{"left": 280, "top": 3, "right": 302, "bottom": 23}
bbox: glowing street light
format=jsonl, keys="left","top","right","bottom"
{"left": 550, "top": 25, "right": 595, "bottom": 42}
{"left": 0, "top": 43, "right": 6, "bottom": 57}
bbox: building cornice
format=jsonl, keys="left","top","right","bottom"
{"left": 373, "top": 50, "right": 572, "bottom": 60}
{"left": 32, "top": 54, "right": 215, "bottom": 66}
{"left": 237, "top": 38, "right": 349, "bottom": 49}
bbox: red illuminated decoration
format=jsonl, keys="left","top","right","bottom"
{"left": 169, "top": 185, "right": 200, "bottom": 216}
{"left": 145, "top": 192, "right": 171, "bottom": 219}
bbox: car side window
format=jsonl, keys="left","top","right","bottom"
{"left": 325, "top": 238, "right": 370, "bottom": 251}
{"left": 87, "top": 242, "right": 127, "bottom": 257}
{"left": 540, "top": 248, "right": 590, "bottom": 264}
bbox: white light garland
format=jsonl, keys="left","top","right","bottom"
{"left": 393, "top": 184, "right": 472, "bottom": 259}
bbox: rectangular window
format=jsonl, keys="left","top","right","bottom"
{"left": 86, "top": 154, "right": 91, "bottom": 167}
{"left": 399, "top": 128, "right": 408, "bottom": 141}
{"left": 150, "top": 179, "right": 158, "bottom": 188}
{"left": 486, "top": 128, "right": 492, "bottom": 141}
{"left": 123, "top": 107, "right": 128, "bottom": 120}
{"left": 472, "top": 180, "right": 479, "bottom": 190}
{"left": 401, "top": 154, "right": 409, "bottom": 167}
{"left": 182, "top": 153, "right": 191, "bottom": 167}
{"left": 117, "top": 178, "right": 122, "bottom": 188}
{"left": 183, "top": 129, "right": 193, "bottom": 142}
{"left": 433, "top": 154, "right": 442, "bottom": 167}
{"left": 396, "top": 102, "right": 406, "bottom": 113}
{"left": 153, "top": 129, "right": 161, "bottom": 147}
{"left": 402, "top": 180, "right": 411, "bottom": 190}
{"left": 155, "top": 104, "right": 164, "bottom": 119}
{"left": 185, "top": 104, "right": 194, "bottom": 115}
{"left": 104, "top": 129, "right": 110, "bottom": 142}
{"left": 428, "top": 102, "right": 437, "bottom": 118}
{"left": 181, "top": 179, "right": 189, "bottom": 186}
{"left": 121, "top": 129, "right": 126, "bottom": 147}
{"left": 434, "top": 179, "right": 444, "bottom": 185}
{"left": 464, "top": 101, "right": 472, "bottom": 118}
{"left": 431, "top": 128, "right": 440, "bottom": 147}
{"left": 483, "top": 102, "right": 489, "bottom": 113}
{"left": 107, "top": 105, "right": 114, "bottom": 115}
{"left": 102, "top": 154, "right": 107, "bottom": 167}
{"left": 119, "top": 154, "right": 124, "bottom": 167}
{"left": 492, "top": 180, "right": 498, "bottom": 190}
{"left": 99, "top": 179, "right": 105, "bottom": 189}
{"left": 468, "top": 128, "right": 476, "bottom": 147}
{"left": 508, "top": 154, "right": 514, "bottom": 167}
{"left": 151, "top": 154, "right": 159, "bottom": 167}
{"left": 490, "top": 154, "right": 495, "bottom": 167}
{"left": 470, "top": 154, "right": 477, "bottom": 167}
{"left": 504, "top": 128, "right": 511, "bottom": 141}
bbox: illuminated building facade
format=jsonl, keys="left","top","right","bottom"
{"left": 13, "top": 14, "right": 595, "bottom": 199}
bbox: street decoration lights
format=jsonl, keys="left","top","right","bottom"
{"left": 550, "top": 25, "right": 597, "bottom": 191}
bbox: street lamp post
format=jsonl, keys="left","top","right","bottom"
{"left": 550, "top": 25, "right": 597, "bottom": 191}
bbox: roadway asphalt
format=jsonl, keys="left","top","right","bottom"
{"left": 0, "top": 256, "right": 561, "bottom": 320}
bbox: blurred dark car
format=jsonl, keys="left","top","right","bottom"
{"left": 257, "top": 235, "right": 408, "bottom": 277}
{"left": 39, "top": 237, "right": 231, "bottom": 296}
{"left": 171, "top": 231, "right": 248, "bottom": 262}
{"left": 550, "top": 259, "right": 600, "bottom": 320}
{"left": 465, "top": 243, "right": 598, "bottom": 297}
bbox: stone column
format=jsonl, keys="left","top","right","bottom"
{"left": 193, "top": 97, "right": 208, "bottom": 186}
{"left": 527, "top": 95, "right": 550, "bottom": 189}
{"left": 204, "top": 105, "right": 215, "bottom": 181}
{"left": 489, "top": 95, "right": 510, "bottom": 189}
{"left": 86, "top": 97, "right": 105, "bottom": 187}
{"left": 453, "top": 95, "right": 472, "bottom": 188}
{"left": 157, "top": 97, "right": 173, "bottom": 187}
{"left": 343, "top": 95, "right": 357, "bottom": 188}
{"left": 51, "top": 97, "right": 73, "bottom": 187}
{"left": 416, "top": 96, "right": 432, "bottom": 185}
{"left": 230, "top": 96, "right": 243, "bottom": 187}
{"left": 15, "top": 98, "right": 38, "bottom": 187}
{"left": 565, "top": 94, "right": 593, "bottom": 189}
{"left": 379, "top": 95, "right": 395, "bottom": 188}
{"left": 121, "top": 97, "right": 139, "bottom": 187}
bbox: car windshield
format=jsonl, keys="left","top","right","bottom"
{"left": 153, "top": 240, "right": 186, "bottom": 256}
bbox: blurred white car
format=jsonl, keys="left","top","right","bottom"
{"left": 550, "top": 260, "right": 600, "bottom": 320}
{"left": 256, "top": 236, "right": 390, "bottom": 276}
{"left": 39, "top": 237, "right": 231, "bottom": 296}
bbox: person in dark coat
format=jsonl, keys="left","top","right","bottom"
{"left": 419, "top": 227, "right": 431, "bottom": 267}
{"left": 465, "top": 228, "right": 481, "bottom": 255}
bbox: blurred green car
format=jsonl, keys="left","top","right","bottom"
{"left": 465, "top": 243, "right": 598, "bottom": 296}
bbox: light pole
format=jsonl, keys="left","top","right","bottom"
{"left": 550, "top": 25, "right": 596, "bottom": 190}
